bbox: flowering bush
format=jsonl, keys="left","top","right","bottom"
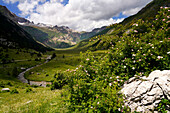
{"left": 51, "top": 72, "right": 68, "bottom": 90}
{"left": 64, "top": 7, "right": 170, "bottom": 112}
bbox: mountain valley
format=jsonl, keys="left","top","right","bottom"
{"left": 0, "top": 0, "right": 169, "bottom": 112}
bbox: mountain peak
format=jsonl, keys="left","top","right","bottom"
{"left": 0, "top": 5, "right": 30, "bottom": 23}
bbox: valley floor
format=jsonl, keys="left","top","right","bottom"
{"left": 0, "top": 48, "right": 107, "bottom": 112}
{"left": 0, "top": 87, "right": 69, "bottom": 113}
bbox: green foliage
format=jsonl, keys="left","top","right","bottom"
{"left": 51, "top": 72, "right": 67, "bottom": 90}
{"left": 7, "top": 82, "right": 13, "bottom": 86}
{"left": 67, "top": 51, "right": 130, "bottom": 112}
{"left": 51, "top": 53, "right": 56, "bottom": 59}
{"left": 26, "top": 87, "right": 33, "bottom": 93}
{"left": 30, "top": 84, "right": 39, "bottom": 88}
{"left": 10, "top": 89, "right": 19, "bottom": 94}
{"left": 65, "top": 7, "right": 170, "bottom": 112}
{"left": 1, "top": 90, "right": 10, "bottom": 93}
{"left": 0, "top": 81, "right": 5, "bottom": 88}
{"left": 11, "top": 67, "right": 18, "bottom": 77}
{"left": 155, "top": 98, "right": 170, "bottom": 113}
{"left": 46, "top": 84, "right": 51, "bottom": 87}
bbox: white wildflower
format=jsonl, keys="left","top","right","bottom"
{"left": 116, "top": 76, "right": 119, "bottom": 79}
{"left": 118, "top": 108, "right": 121, "bottom": 111}
{"left": 157, "top": 56, "right": 163, "bottom": 59}
{"left": 132, "top": 54, "right": 136, "bottom": 57}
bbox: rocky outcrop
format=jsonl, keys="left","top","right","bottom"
{"left": 1, "top": 88, "right": 10, "bottom": 92}
{"left": 121, "top": 70, "right": 170, "bottom": 112}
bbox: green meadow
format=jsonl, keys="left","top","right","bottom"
{"left": 0, "top": 87, "right": 69, "bottom": 113}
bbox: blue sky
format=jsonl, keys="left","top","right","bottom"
{"left": 0, "top": 0, "right": 69, "bottom": 17}
{"left": 0, "top": 0, "right": 126, "bottom": 19}
{"left": 0, "top": 0, "right": 152, "bottom": 31}
{"left": 0, "top": 1, "right": 20, "bottom": 16}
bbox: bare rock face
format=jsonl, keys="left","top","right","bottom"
{"left": 121, "top": 70, "right": 170, "bottom": 113}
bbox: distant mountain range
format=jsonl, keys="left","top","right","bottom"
{"left": 0, "top": 5, "right": 105, "bottom": 48}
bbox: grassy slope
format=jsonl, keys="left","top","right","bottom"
{"left": 71, "top": 0, "right": 169, "bottom": 51}
{"left": 25, "top": 53, "right": 81, "bottom": 81}
{"left": 0, "top": 48, "right": 69, "bottom": 113}
{"left": 0, "top": 48, "right": 47, "bottom": 81}
{"left": 0, "top": 87, "right": 69, "bottom": 113}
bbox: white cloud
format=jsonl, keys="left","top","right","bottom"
{"left": 2, "top": 0, "right": 24, "bottom": 4}
{"left": 2, "top": 0, "right": 153, "bottom": 31}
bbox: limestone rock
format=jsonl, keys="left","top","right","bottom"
{"left": 121, "top": 70, "right": 170, "bottom": 113}
{"left": 1, "top": 88, "right": 10, "bottom": 92}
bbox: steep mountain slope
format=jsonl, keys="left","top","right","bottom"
{"left": 74, "top": 0, "right": 170, "bottom": 51}
{"left": 121, "top": 0, "right": 170, "bottom": 25}
{"left": 80, "top": 26, "right": 106, "bottom": 40}
{"left": 0, "top": 5, "right": 106, "bottom": 48}
{"left": 0, "top": 11, "right": 51, "bottom": 52}
{"left": 21, "top": 25, "right": 74, "bottom": 48}
{"left": 0, "top": 5, "right": 31, "bottom": 24}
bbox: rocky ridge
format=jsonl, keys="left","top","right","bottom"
{"left": 121, "top": 70, "right": 170, "bottom": 112}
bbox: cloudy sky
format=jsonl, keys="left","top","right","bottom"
{"left": 0, "top": 0, "right": 152, "bottom": 31}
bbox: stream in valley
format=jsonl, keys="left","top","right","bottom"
{"left": 17, "top": 56, "right": 52, "bottom": 87}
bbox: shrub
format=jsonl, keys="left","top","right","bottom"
{"left": 6, "top": 82, "right": 13, "bottom": 86}
{"left": 155, "top": 98, "right": 170, "bottom": 113}
{"left": 51, "top": 53, "right": 56, "bottom": 59}
{"left": 30, "top": 84, "right": 39, "bottom": 88}
{"left": 51, "top": 72, "right": 67, "bottom": 90}
{"left": 46, "top": 84, "right": 51, "bottom": 87}
{"left": 12, "top": 67, "right": 18, "bottom": 77}
{"left": 26, "top": 87, "right": 33, "bottom": 93}
{"left": 0, "top": 81, "right": 5, "bottom": 88}
{"left": 65, "top": 7, "right": 169, "bottom": 112}
{"left": 10, "top": 89, "right": 19, "bottom": 94}
{"left": 46, "top": 74, "right": 49, "bottom": 77}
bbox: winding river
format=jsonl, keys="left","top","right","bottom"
{"left": 17, "top": 55, "right": 52, "bottom": 87}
